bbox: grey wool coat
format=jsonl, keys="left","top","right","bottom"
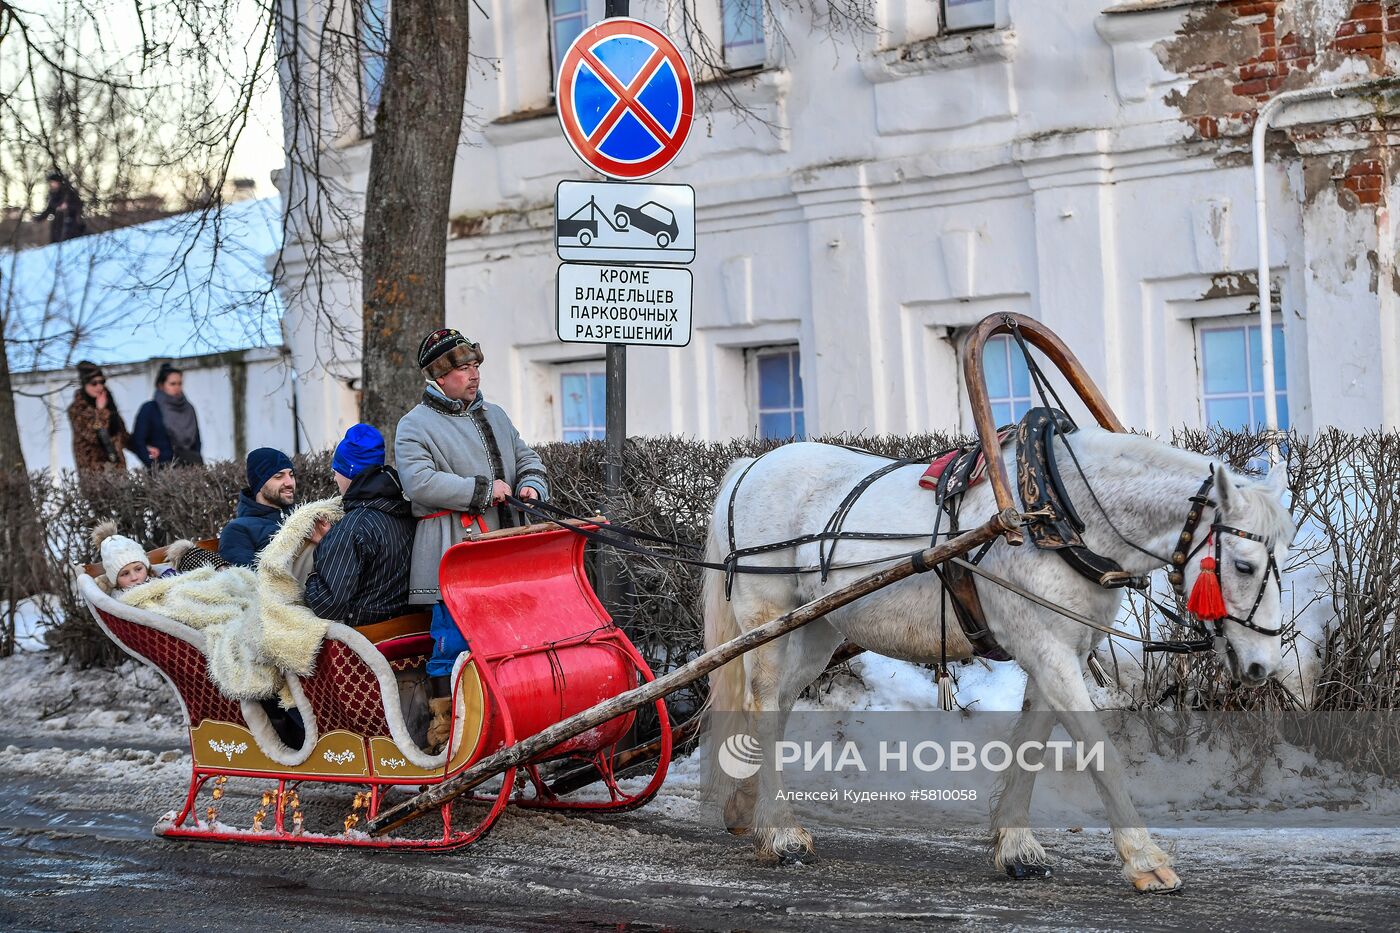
{"left": 395, "top": 385, "right": 549, "bottom": 604}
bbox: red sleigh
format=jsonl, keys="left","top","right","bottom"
{"left": 77, "top": 520, "right": 672, "bottom": 850}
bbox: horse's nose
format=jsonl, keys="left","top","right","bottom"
{"left": 1245, "top": 662, "right": 1269, "bottom": 683}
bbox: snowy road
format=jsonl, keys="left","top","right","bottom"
{"left": 3, "top": 726, "right": 1400, "bottom": 932}
{"left": 3, "top": 654, "right": 1399, "bottom": 931}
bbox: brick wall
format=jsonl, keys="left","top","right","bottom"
{"left": 1170, "top": 1, "right": 1397, "bottom": 203}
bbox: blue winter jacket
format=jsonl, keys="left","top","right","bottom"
{"left": 219, "top": 491, "right": 289, "bottom": 567}
{"left": 130, "top": 398, "right": 172, "bottom": 467}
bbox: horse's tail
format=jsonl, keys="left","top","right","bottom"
{"left": 701, "top": 457, "right": 754, "bottom": 720}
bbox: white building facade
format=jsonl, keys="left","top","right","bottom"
{"left": 276, "top": 0, "right": 1400, "bottom": 450}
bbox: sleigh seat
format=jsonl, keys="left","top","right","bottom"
{"left": 77, "top": 549, "right": 494, "bottom": 848}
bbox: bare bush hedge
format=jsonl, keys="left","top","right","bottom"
{"left": 4, "top": 429, "right": 1397, "bottom": 727}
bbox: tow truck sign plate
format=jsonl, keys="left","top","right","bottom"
{"left": 555, "top": 180, "right": 695, "bottom": 263}
{"left": 556, "top": 262, "right": 693, "bottom": 347}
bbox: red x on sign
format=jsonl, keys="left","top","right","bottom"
{"left": 557, "top": 18, "right": 695, "bottom": 180}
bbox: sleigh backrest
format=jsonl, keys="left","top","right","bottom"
{"left": 76, "top": 573, "right": 245, "bottom": 728}
{"left": 296, "top": 636, "right": 394, "bottom": 736}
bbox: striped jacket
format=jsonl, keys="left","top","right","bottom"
{"left": 303, "top": 465, "right": 415, "bottom": 626}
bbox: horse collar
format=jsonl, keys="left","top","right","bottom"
{"left": 1015, "top": 408, "right": 1149, "bottom": 591}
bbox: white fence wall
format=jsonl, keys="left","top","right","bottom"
{"left": 14, "top": 347, "right": 299, "bottom": 474}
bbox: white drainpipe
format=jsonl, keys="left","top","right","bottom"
{"left": 1252, "top": 77, "right": 1400, "bottom": 459}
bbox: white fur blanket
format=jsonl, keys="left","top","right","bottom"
{"left": 118, "top": 498, "right": 344, "bottom": 703}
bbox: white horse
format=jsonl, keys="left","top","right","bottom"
{"left": 703, "top": 427, "right": 1293, "bottom": 892}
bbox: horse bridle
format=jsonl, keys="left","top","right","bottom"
{"left": 1165, "top": 472, "right": 1283, "bottom": 638}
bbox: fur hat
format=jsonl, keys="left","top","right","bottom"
{"left": 92, "top": 521, "right": 149, "bottom": 587}
{"left": 417, "top": 329, "right": 483, "bottom": 380}
{"left": 76, "top": 360, "right": 105, "bottom": 385}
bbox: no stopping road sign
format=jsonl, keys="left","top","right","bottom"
{"left": 556, "top": 17, "right": 695, "bottom": 180}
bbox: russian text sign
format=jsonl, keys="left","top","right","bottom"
{"left": 556, "top": 262, "right": 693, "bottom": 347}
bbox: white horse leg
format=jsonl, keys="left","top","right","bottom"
{"left": 990, "top": 677, "right": 1055, "bottom": 877}
{"left": 1024, "top": 648, "right": 1182, "bottom": 894}
{"left": 747, "top": 623, "right": 843, "bottom": 864}
{"left": 707, "top": 581, "right": 781, "bottom": 837}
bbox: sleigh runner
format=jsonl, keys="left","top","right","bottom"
{"left": 78, "top": 518, "right": 671, "bottom": 849}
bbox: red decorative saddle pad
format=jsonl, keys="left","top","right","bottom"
{"left": 918, "top": 430, "right": 1013, "bottom": 493}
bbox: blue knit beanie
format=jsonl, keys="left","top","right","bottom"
{"left": 332, "top": 423, "right": 385, "bottom": 480}
{"left": 246, "top": 447, "right": 294, "bottom": 494}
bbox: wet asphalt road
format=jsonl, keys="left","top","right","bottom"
{"left": 2, "top": 730, "right": 1399, "bottom": 932}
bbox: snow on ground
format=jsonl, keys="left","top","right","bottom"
{"left": 3, "top": 595, "right": 59, "bottom": 653}
{"left": 799, "top": 653, "right": 1028, "bottom": 713}
{"left": 0, "top": 650, "right": 185, "bottom": 744}
{"left": 5, "top": 629, "right": 1398, "bottom": 838}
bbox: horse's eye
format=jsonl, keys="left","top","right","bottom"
{"left": 1234, "top": 560, "right": 1256, "bottom": 576}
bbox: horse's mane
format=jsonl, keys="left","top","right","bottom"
{"left": 1069, "top": 427, "right": 1295, "bottom": 545}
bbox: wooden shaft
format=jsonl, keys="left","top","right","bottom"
{"left": 961, "top": 312, "right": 1127, "bottom": 547}
{"left": 366, "top": 509, "right": 1021, "bottom": 836}
{"left": 548, "top": 716, "right": 703, "bottom": 797}
{"left": 545, "top": 642, "right": 866, "bottom": 796}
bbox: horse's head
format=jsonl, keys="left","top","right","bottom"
{"left": 1183, "top": 461, "right": 1294, "bottom": 686}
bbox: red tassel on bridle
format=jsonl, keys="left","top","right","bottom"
{"left": 1187, "top": 537, "right": 1227, "bottom": 621}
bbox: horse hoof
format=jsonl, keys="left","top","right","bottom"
{"left": 1005, "top": 861, "right": 1052, "bottom": 881}
{"left": 777, "top": 848, "right": 817, "bottom": 866}
{"left": 725, "top": 823, "right": 751, "bottom": 837}
{"left": 1132, "top": 866, "right": 1182, "bottom": 894}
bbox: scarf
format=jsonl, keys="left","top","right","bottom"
{"left": 155, "top": 389, "right": 200, "bottom": 452}
{"left": 422, "top": 381, "right": 487, "bottom": 415}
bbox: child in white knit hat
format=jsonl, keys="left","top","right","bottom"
{"left": 92, "top": 521, "right": 160, "bottom": 593}
{"left": 90, "top": 521, "right": 212, "bottom": 595}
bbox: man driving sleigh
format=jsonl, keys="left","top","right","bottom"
{"left": 396, "top": 329, "right": 550, "bottom": 751}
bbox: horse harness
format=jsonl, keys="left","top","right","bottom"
{"left": 918, "top": 407, "right": 1282, "bottom": 660}
{"left": 1165, "top": 475, "right": 1283, "bottom": 638}
{"left": 513, "top": 409, "right": 1284, "bottom": 661}
{"left": 713, "top": 414, "right": 1157, "bottom": 662}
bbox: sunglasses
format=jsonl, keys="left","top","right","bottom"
{"left": 86, "top": 378, "right": 107, "bottom": 386}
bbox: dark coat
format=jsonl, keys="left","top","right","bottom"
{"left": 35, "top": 183, "right": 85, "bottom": 243}
{"left": 219, "top": 491, "right": 289, "bottom": 567}
{"left": 131, "top": 399, "right": 171, "bottom": 467}
{"left": 66, "top": 391, "right": 131, "bottom": 472}
{"left": 303, "top": 466, "right": 415, "bottom": 627}
{"left": 131, "top": 396, "right": 203, "bottom": 468}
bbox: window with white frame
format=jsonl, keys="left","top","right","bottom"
{"left": 549, "top": 0, "right": 592, "bottom": 89}
{"left": 1197, "top": 320, "right": 1288, "bottom": 431}
{"left": 942, "top": 0, "right": 997, "bottom": 32}
{"left": 981, "top": 334, "right": 1034, "bottom": 426}
{"left": 359, "top": 0, "right": 389, "bottom": 133}
{"left": 723, "top": 0, "right": 766, "bottom": 70}
{"left": 750, "top": 346, "right": 805, "bottom": 439}
{"left": 557, "top": 362, "right": 606, "bottom": 441}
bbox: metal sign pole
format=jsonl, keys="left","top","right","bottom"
{"left": 600, "top": 0, "right": 630, "bottom": 615}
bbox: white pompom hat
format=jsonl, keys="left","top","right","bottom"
{"left": 92, "top": 521, "right": 150, "bottom": 586}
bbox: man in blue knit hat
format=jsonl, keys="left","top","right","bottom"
{"left": 219, "top": 447, "right": 296, "bottom": 566}
{"left": 302, "top": 424, "right": 415, "bottom": 627}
